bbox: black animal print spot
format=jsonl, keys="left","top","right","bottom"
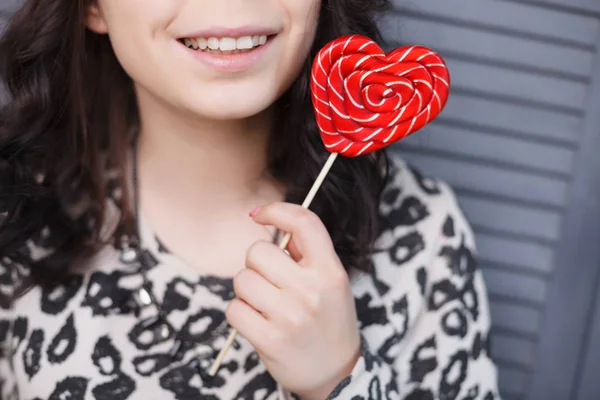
{"left": 443, "top": 216, "right": 455, "bottom": 237}
{"left": 410, "top": 168, "right": 441, "bottom": 195}
{"left": 460, "top": 277, "right": 480, "bottom": 321}
{"left": 204, "top": 360, "right": 238, "bottom": 389}
{"left": 428, "top": 279, "right": 460, "bottom": 311}
{"left": 361, "top": 336, "right": 382, "bottom": 372}
{"left": 48, "top": 377, "right": 88, "bottom": 400}
{"left": 410, "top": 336, "right": 437, "bottom": 383}
{"left": 243, "top": 352, "right": 260, "bottom": 373}
{"left": 162, "top": 278, "right": 195, "bottom": 314}
{"left": 179, "top": 308, "right": 227, "bottom": 344}
{"left": 483, "top": 391, "right": 496, "bottom": 400}
{"left": 327, "top": 376, "right": 351, "bottom": 400}
{"left": 139, "top": 249, "right": 159, "bottom": 269}
{"left": 389, "top": 232, "right": 425, "bottom": 265}
{"left": 471, "top": 332, "right": 483, "bottom": 360}
{"left": 378, "top": 332, "right": 404, "bottom": 365}
{"left": 92, "top": 336, "right": 122, "bottom": 375}
{"left": 378, "top": 295, "right": 409, "bottom": 363}
{"left": 0, "top": 319, "right": 10, "bottom": 343}
{"left": 387, "top": 196, "right": 430, "bottom": 227}
{"left": 41, "top": 275, "right": 83, "bottom": 315}
{"left": 133, "top": 353, "right": 173, "bottom": 377}
{"left": 23, "top": 329, "right": 44, "bottom": 379}
{"left": 156, "top": 237, "right": 170, "bottom": 254}
{"left": 47, "top": 313, "right": 77, "bottom": 364}
{"left": 441, "top": 308, "right": 468, "bottom": 338}
{"left": 198, "top": 276, "right": 235, "bottom": 301}
{"left": 417, "top": 267, "right": 428, "bottom": 296}
{"left": 232, "top": 370, "right": 278, "bottom": 400}
{"left": 128, "top": 315, "right": 174, "bottom": 351}
{"left": 371, "top": 265, "right": 391, "bottom": 296}
{"left": 0, "top": 258, "right": 16, "bottom": 286}
{"left": 355, "top": 293, "right": 388, "bottom": 329}
{"left": 159, "top": 359, "right": 219, "bottom": 400}
{"left": 406, "top": 388, "right": 434, "bottom": 400}
{"left": 11, "top": 316, "right": 28, "bottom": 351}
{"left": 385, "top": 369, "right": 400, "bottom": 398}
{"left": 462, "top": 384, "right": 479, "bottom": 400}
{"left": 439, "top": 236, "right": 476, "bottom": 278}
{"left": 368, "top": 376, "right": 382, "bottom": 400}
{"left": 82, "top": 271, "right": 135, "bottom": 316}
{"left": 382, "top": 187, "right": 401, "bottom": 205}
{"left": 440, "top": 350, "right": 469, "bottom": 400}
{"left": 92, "top": 374, "right": 136, "bottom": 400}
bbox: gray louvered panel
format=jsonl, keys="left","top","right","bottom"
{"left": 459, "top": 196, "right": 562, "bottom": 241}
{"left": 476, "top": 233, "right": 554, "bottom": 275}
{"left": 492, "top": 334, "right": 538, "bottom": 367}
{"left": 401, "top": 152, "right": 569, "bottom": 207}
{"left": 401, "top": 124, "right": 575, "bottom": 174}
{"left": 393, "top": 0, "right": 600, "bottom": 46}
{"left": 515, "top": 0, "right": 600, "bottom": 13}
{"left": 498, "top": 367, "right": 530, "bottom": 398}
{"left": 0, "top": 0, "right": 18, "bottom": 13}
{"left": 445, "top": 58, "right": 588, "bottom": 110}
{"left": 438, "top": 93, "right": 581, "bottom": 144}
{"left": 481, "top": 267, "right": 548, "bottom": 304}
{"left": 489, "top": 302, "right": 541, "bottom": 336}
{"left": 380, "top": 14, "right": 596, "bottom": 77}
{"left": 577, "top": 286, "right": 600, "bottom": 399}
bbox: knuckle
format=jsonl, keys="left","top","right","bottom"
{"left": 285, "top": 308, "right": 310, "bottom": 330}
{"left": 233, "top": 269, "right": 250, "bottom": 295}
{"left": 265, "top": 327, "right": 285, "bottom": 350}
{"left": 303, "top": 289, "right": 321, "bottom": 313}
{"left": 246, "top": 240, "right": 271, "bottom": 267}
{"left": 327, "top": 269, "right": 350, "bottom": 291}
{"left": 225, "top": 298, "right": 242, "bottom": 324}
{"left": 297, "top": 210, "right": 320, "bottom": 229}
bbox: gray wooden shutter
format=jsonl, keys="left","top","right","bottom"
{"left": 380, "top": 1, "right": 600, "bottom": 400}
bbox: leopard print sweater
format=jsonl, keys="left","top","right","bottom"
{"left": 0, "top": 155, "right": 500, "bottom": 399}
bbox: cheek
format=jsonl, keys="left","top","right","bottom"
{"left": 277, "top": 0, "right": 321, "bottom": 85}
{"left": 98, "top": 1, "right": 180, "bottom": 88}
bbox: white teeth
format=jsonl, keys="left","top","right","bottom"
{"left": 219, "top": 37, "right": 237, "bottom": 51}
{"left": 236, "top": 36, "right": 254, "bottom": 50}
{"left": 197, "top": 37, "right": 208, "bottom": 50}
{"left": 207, "top": 37, "right": 219, "bottom": 50}
{"left": 184, "top": 34, "right": 270, "bottom": 51}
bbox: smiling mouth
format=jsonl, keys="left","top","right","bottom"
{"left": 178, "top": 34, "right": 276, "bottom": 55}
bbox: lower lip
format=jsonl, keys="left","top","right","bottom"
{"left": 179, "top": 36, "right": 276, "bottom": 72}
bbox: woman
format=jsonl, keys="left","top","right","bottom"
{"left": 0, "top": 0, "right": 500, "bottom": 398}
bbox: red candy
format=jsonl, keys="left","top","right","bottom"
{"left": 311, "top": 35, "right": 450, "bottom": 157}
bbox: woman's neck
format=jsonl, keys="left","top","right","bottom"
{"left": 135, "top": 86, "right": 284, "bottom": 214}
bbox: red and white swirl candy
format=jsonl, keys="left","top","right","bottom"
{"left": 311, "top": 35, "right": 450, "bottom": 157}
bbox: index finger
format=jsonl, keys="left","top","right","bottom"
{"left": 251, "top": 202, "right": 337, "bottom": 266}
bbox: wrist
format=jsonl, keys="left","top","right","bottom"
{"left": 295, "top": 346, "right": 361, "bottom": 400}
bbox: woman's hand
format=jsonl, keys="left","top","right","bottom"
{"left": 226, "top": 202, "right": 361, "bottom": 399}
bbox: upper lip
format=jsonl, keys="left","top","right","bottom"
{"left": 179, "top": 25, "right": 280, "bottom": 39}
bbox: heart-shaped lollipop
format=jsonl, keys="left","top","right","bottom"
{"left": 210, "top": 35, "right": 450, "bottom": 376}
{"left": 311, "top": 35, "right": 450, "bottom": 157}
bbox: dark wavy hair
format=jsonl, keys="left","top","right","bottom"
{"left": 0, "top": 0, "right": 391, "bottom": 303}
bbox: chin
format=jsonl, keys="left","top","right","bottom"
{"left": 184, "top": 88, "right": 278, "bottom": 120}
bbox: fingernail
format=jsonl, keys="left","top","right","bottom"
{"left": 249, "top": 207, "right": 262, "bottom": 217}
